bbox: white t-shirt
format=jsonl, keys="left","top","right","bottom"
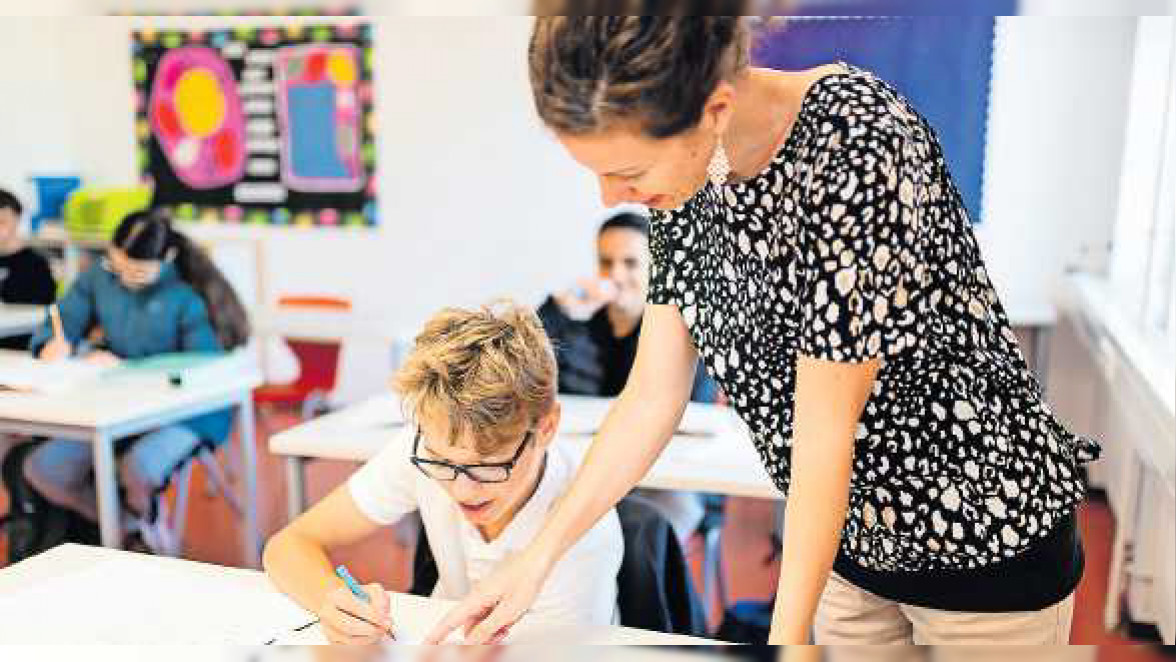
{"left": 348, "top": 426, "right": 622, "bottom": 626}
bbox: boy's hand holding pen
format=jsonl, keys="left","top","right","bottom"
{"left": 316, "top": 565, "right": 397, "bottom": 645}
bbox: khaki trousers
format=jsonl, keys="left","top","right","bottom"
{"left": 815, "top": 571, "right": 1079, "bottom": 659}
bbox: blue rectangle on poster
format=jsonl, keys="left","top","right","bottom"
{"left": 288, "top": 83, "right": 348, "bottom": 180}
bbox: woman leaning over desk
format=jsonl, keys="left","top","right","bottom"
{"left": 430, "top": 13, "right": 1100, "bottom": 645}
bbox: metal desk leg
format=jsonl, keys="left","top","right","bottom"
{"left": 238, "top": 393, "right": 261, "bottom": 568}
{"left": 91, "top": 430, "right": 122, "bottom": 548}
{"left": 286, "top": 456, "right": 308, "bottom": 523}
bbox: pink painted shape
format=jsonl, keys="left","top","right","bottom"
{"left": 147, "top": 46, "right": 246, "bottom": 190}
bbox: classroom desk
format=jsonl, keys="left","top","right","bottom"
{"left": 270, "top": 393, "right": 781, "bottom": 521}
{"left": 0, "top": 544, "right": 719, "bottom": 646}
{"left": 0, "top": 304, "right": 44, "bottom": 339}
{"left": 0, "top": 351, "right": 264, "bottom": 566}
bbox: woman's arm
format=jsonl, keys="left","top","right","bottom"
{"left": 263, "top": 485, "right": 395, "bottom": 644}
{"left": 426, "top": 303, "right": 700, "bottom": 643}
{"left": 768, "top": 355, "right": 880, "bottom": 644}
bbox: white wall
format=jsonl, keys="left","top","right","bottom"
{"left": 7, "top": 12, "right": 606, "bottom": 399}
{"left": 979, "top": 16, "right": 1137, "bottom": 319}
{"left": 0, "top": 19, "right": 80, "bottom": 227}
{"left": 0, "top": 10, "right": 1142, "bottom": 398}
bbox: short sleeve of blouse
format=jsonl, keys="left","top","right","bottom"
{"left": 797, "top": 120, "right": 924, "bottom": 363}
{"left": 646, "top": 209, "right": 676, "bottom": 306}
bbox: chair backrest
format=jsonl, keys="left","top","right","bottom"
{"left": 615, "top": 495, "right": 709, "bottom": 636}
{"left": 272, "top": 295, "right": 352, "bottom": 391}
{"left": 285, "top": 339, "right": 344, "bottom": 393}
{"left": 276, "top": 295, "right": 352, "bottom": 312}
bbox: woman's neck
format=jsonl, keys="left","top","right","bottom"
{"left": 724, "top": 66, "right": 837, "bottom": 182}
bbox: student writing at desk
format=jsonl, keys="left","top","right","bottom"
{"left": 23, "top": 210, "right": 250, "bottom": 550}
{"left": 0, "top": 189, "right": 55, "bottom": 350}
{"left": 264, "top": 301, "right": 622, "bottom": 644}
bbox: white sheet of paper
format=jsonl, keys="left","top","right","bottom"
{"left": 557, "top": 395, "right": 733, "bottom": 438}
{"left": 269, "top": 592, "right": 452, "bottom": 645}
{"left": 0, "top": 556, "right": 313, "bottom": 645}
{"left": 0, "top": 355, "right": 109, "bottom": 394}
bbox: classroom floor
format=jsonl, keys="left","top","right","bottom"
{"left": 0, "top": 411, "right": 1172, "bottom": 660}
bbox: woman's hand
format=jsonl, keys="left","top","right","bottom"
{"left": 38, "top": 337, "right": 73, "bottom": 362}
{"left": 424, "top": 544, "right": 556, "bottom": 644}
{"left": 317, "top": 583, "right": 394, "bottom": 645}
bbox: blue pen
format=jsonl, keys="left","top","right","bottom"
{"left": 335, "top": 564, "right": 396, "bottom": 639}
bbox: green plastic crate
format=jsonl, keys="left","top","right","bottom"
{"left": 63, "top": 187, "right": 152, "bottom": 243}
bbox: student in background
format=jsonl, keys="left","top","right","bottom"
{"left": 538, "top": 210, "right": 717, "bottom": 542}
{"left": 538, "top": 211, "right": 719, "bottom": 403}
{"left": 0, "top": 189, "right": 55, "bottom": 351}
{"left": 24, "top": 210, "right": 249, "bottom": 548}
{"left": 264, "top": 301, "right": 622, "bottom": 644}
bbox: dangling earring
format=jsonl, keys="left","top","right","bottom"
{"left": 707, "top": 138, "right": 731, "bottom": 188}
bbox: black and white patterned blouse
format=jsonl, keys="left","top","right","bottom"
{"left": 648, "top": 63, "right": 1101, "bottom": 610}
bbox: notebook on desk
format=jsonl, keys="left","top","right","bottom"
{"left": 0, "top": 354, "right": 110, "bottom": 394}
{"left": 113, "top": 351, "right": 256, "bottom": 389}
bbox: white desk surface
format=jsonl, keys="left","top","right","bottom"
{"left": 0, "top": 544, "right": 718, "bottom": 646}
{"left": 0, "top": 304, "right": 44, "bottom": 338}
{"left": 270, "top": 393, "right": 782, "bottom": 501}
{"left": 0, "top": 350, "right": 261, "bottom": 432}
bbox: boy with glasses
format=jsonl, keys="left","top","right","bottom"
{"left": 263, "top": 301, "right": 622, "bottom": 644}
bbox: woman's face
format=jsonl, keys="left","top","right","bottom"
{"left": 557, "top": 124, "right": 714, "bottom": 211}
{"left": 554, "top": 82, "right": 735, "bottom": 211}
{"left": 596, "top": 227, "right": 649, "bottom": 313}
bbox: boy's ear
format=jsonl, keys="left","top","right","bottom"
{"left": 534, "top": 400, "right": 561, "bottom": 449}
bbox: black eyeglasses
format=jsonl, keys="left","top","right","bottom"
{"left": 410, "top": 427, "right": 533, "bottom": 484}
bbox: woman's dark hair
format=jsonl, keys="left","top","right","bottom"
{"left": 598, "top": 211, "right": 650, "bottom": 238}
{"left": 112, "top": 210, "right": 250, "bottom": 350}
{"left": 528, "top": 13, "right": 751, "bottom": 139}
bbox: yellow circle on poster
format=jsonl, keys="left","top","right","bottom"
{"left": 327, "top": 52, "right": 357, "bottom": 87}
{"left": 174, "top": 68, "right": 226, "bottom": 137}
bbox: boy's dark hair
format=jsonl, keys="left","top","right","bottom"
{"left": 0, "top": 189, "right": 23, "bottom": 216}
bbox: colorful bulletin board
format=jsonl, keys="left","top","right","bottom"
{"left": 754, "top": 6, "right": 1014, "bottom": 225}
{"left": 132, "top": 22, "right": 377, "bottom": 228}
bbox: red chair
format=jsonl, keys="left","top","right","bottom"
{"left": 254, "top": 296, "right": 351, "bottom": 423}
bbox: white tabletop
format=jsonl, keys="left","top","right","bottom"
{"left": 0, "top": 544, "right": 718, "bottom": 646}
{"left": 0, "top": 350, "right": 261, "bottom": 433}
{"left": 0, "top": 304, "right": 44, "bottom": 338}
{"left": 270, "top": 393, "right": 782, "bottom": 501}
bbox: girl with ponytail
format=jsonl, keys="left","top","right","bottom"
{"left": 25, "top": 209, "right": 250, "bottom": 549}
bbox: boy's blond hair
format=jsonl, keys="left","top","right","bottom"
{"left": 394, "top": 299, "right": 557, "bottom": 454}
